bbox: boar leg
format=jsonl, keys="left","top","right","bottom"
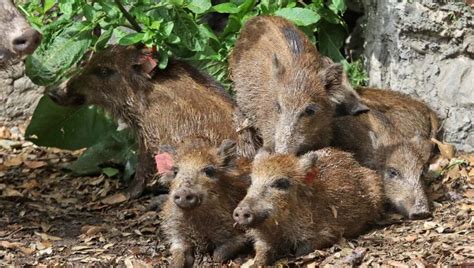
{"left": 253, "top": 240, "right": 275, "bottom": 266}
{"left": 127, "top": 147, "right": 155, "bottom": 199}
{"left": 294, "top": 241, "right": 314, "bottom": 257}
{"left": 213, "top": 236, "right": 249, "bottom": 262}
{"left": 170, "top": 238, "right": 194, "bottom": 268}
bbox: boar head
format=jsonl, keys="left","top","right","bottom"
{"left": 0, "top": 0, "right": 41, "bottom": 67}
{"left": 161, "top": 139, "right": 245, "bottom": 210}
{"left": 48, "top": 45, "right": 157, "bottom": 119}
{"left": 233, "top": 149, "right": 319, "bottom": 227}
{"left": 370, "top": 132, "right": 432, "bottom": 219}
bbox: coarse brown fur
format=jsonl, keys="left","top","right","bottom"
{"left": 0, "top": 0, "right": 41, "bottom": 68}
{"left": 332, "top": 111, "right": 431, "bottom": 219}
{"left": 229, "top": 16, "right": 366, "bottom": 155}
{"left": 49, "top": 45, "right": 247, "bottom": 198}
{"left": 234, "top": 148, "right": 383, "bottom": 265}
{"left": 160, "top": 139, "right": 251, "bottom": 267}
{"left": 356, "top": 87, "right": 440, "bottom": 141}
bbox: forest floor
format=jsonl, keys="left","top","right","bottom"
{"left": 0, "top": 124, "right": 473, "bottom": 267}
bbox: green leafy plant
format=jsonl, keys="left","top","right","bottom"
{"left": 21, "top": 0, "right": 363, "bottom": 179}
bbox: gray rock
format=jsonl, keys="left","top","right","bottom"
{"left": 357, "top": 0, "right": 474, "bottom": 152}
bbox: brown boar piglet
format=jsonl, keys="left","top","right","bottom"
{"left": 160, "top": 139, "right": 251, "bottom": 267}
{"left": 233, "top": 148, "right": 383, "bottom": 265}
{"left": 48, "top": 45, "right": 241, "bottom": 198}
{"left": 333, "top": 111, "right": 432, "bottom": 219}
{"left": 230, "top": 16, "right": 368, "bottom": 155}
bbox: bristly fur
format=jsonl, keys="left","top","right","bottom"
{"left": 53, "top": 45, "right": 259, "bottom": 197}
{"left": 160, "top": 141, "right": 251, "bottom": 266}
{"left": 238, "top": 148, "right": 383, "bottom": 265}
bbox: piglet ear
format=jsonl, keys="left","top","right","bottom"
{"left": 155, "top": 144, "right": 176, "bottom": 176}
{"left": 318, "top": 63, "right": 344, "bottom": 104}
{"left": 298, "top": 151, "right": 319, "bottom": 171}
{"left": 218, "top": 139, "right": 237, "bottom": 166}
{"left": 133, "top": 46, "right": 157, "bottom": 75}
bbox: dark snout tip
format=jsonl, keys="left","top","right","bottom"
{"left": 233, "top": 206, "right": 261, "bottom": 228}
{"left": 12, "top": 29, "right": 42, "bottom": 55}
{"left": 172, "top": 189, "right": 200, "bottom": 210}
{"left": 409, "top": 211, "right": 432, "bottom": 220}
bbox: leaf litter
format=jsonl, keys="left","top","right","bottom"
{"left": 0, "top": 123, "right": 472, "bottom": 266}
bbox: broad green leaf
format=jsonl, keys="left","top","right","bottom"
{"left": 102, "top": 167, "right": 120, "bottom": 177}
{"left": 329, "top": 0, "right": 346, "bottom": 14}
{"left": 212, "top": 2, "right": 240, "bottom": 13}
{"left": 25, "top": 21, "right": 92, "bottom": 86}
{"left": 44, "top": 0, "right": 55, "bottom": 13}
{"left": 66, "top": 130, "right": 137, "bottom": 177}
{"left": 275, "top": 7, "right": 320, "bottom": 26}
{"left": 119, "top": 33, "right": 145, "bottom": 45}
{"left": 94, "top": 27, "right": 114, "bottom": 50}
{"left": 186, "top": 0, "right": 212, "bottom": 14}
{"left": 26, "top": 96, "right": 117, "bottom": 150}
{"left": 317, "top": 22, "right": 346, "bottom": 62}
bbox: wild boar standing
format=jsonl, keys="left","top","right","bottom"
{"left": 233, "top": 148, "right": 383, "bottom": 265}
{"left": 229, "top": 16, "right": 368, "bottom": 156}
{"left": 48, "top": 45, "right": 255, "bottom": 198}
{"left": 160, "top": 139, "right": 251, "bottom": 267}
{"left": 0, "top": 0, "right": 41, "bottom": 68}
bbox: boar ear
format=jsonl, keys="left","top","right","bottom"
{"left": 298, "top": 151, "right": 320, "bottom": 171}
{"left": 272, "top": 54, "right": 286, "bottom": 79}
{"left": 410, "top": 135, "right": 433, "bottom": 163}
{"left": 318, "top": 63, "right": 346, "bottom": 104}
{"left": 218, "top": 139, "right": 237, "bottom": 166}
{"left": 132, "top": 46, "right": 157, "bottom": 75}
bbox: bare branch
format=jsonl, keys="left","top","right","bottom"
{"left": 114, "top": 0, "right": 142, "bottom": 32}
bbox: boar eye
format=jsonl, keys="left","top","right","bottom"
{"left": 94, "top": 66, "right": 115, "bottom": 78}
{"left": 386, "top": 167, "right": 400, "bottom": 179}
{"left": 275, "top": 102, "right": 281, "bottom": 113}
{"left": 301, "top": 104, "right": 318, "bottom": 117}
{"left": 203, "top": 165, "right": 216, "bottom": 177}
{"left": 271, "top": 178, "right": 291, "bottom": 190}
{"left": 172, "top": 166, "right": 179, "bottom": 177}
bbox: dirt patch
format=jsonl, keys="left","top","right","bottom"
{"left": 0, "top": 125, "right": 472, "bottom": 266}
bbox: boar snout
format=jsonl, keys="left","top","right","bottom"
{"left": 173, "top": 188, "right": 200, "bottom": 209}
{"left": 233, "top": 205, "right": 268, "bottom": 227}
{"left": 47, "top": 80, "right": 86, "bottom": 106}
{"left": 12, "top": 29, "right": 42, "bottom": 55}
{"left": 408, "top": 197, "right": 431, "bottom": 220}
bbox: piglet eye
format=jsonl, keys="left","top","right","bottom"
{"left": 271, "top": 178, "right": 291, "bottom": 190}
{"left": 94, "top": 66, "right": 115, "bottom": 78}
{"left": 203, "top": 165, "right": 216, "bottom": 177}
{"left": 172, "top": 166, "right": 179, "bottom": 177}
{"left": 386, "top": 167, "right": 400, "bottom": 179}
{"left": 302, "top": 104, "right": 318, "bottom": 117}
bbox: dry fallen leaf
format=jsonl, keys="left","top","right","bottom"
{"left": 35, "top": 232, "right": 62, "bottom": 241}
{"left": 4, "top": 156, "right": 23, "bottom": 167}
{"left": 431, "top": 138, "right": 455, "bottom": 159}
{"left": 24, "top": 160, "right": 47, "bottom": 169}
{"left": 2, "top": 187, "right": 23, "bottom": 198}
{"left": 101, "top": 193, "right": 128, "bottom": 205}
{"left": 0, "top": 241, "right": 24, "bottom": 249}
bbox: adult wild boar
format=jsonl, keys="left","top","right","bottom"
{"left": 48, "top": 45, "right": 250, "bottom": 198}
{"left": 160, "top": 139, "right": 251, "bottom": 267}
{"left": 233, "top": 148, "right": 383, "bottom": 265}
{"left": 332, "top": 110, "right": 432, "bottom": 219}
{"left": 0, "top": 0, "right": 41, "bottom": 68}
{"left": 229, "top": 16, "right": 367, "bottom": 155}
